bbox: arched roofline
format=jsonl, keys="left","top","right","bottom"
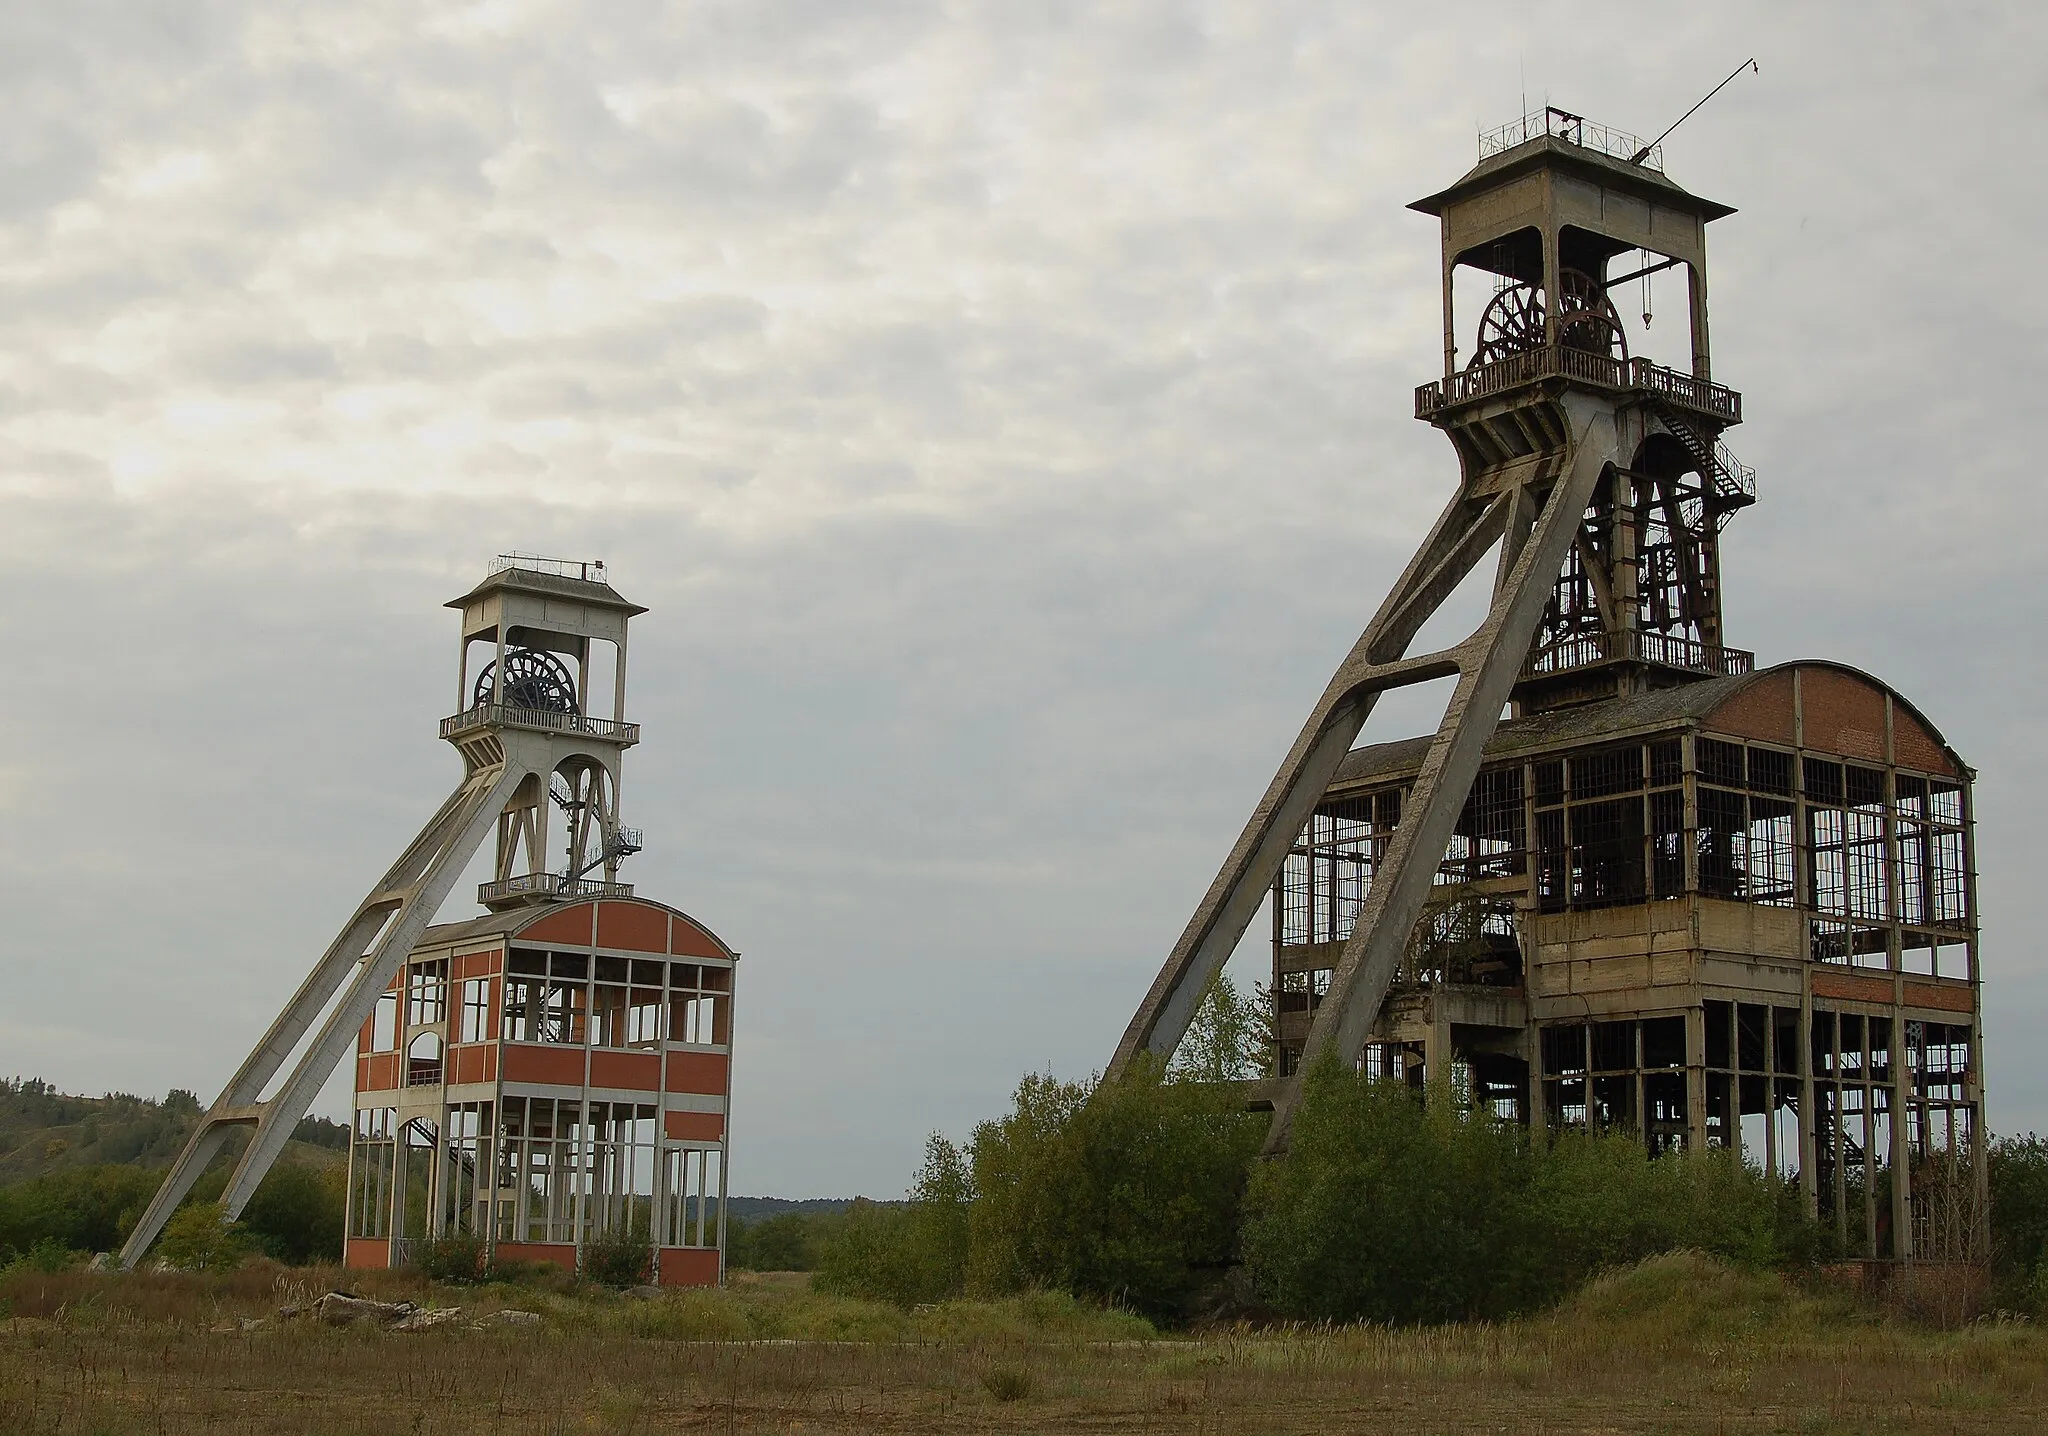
{"left": 416, "top": 894, "right": 739, "bottom": 961}
{"left": 1725, "top": 659, "right": 1970, "bottom": 775}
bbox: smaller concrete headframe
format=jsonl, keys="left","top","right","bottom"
{"left": 120, "top": 557, "right": 650, "bottom": 1268}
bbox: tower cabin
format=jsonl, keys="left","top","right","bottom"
{"left": 1266, "top": 113, "right": 1983, "bottom": 1261}
{"left": 343, "top": 558, "right": 736, "bottom": 1285}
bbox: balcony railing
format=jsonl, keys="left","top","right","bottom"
{"left": 1415, "top": 350, "right": 1741, "bottom": 426}
{"left": 1479, "top": 107, "right": 1664, "bottom": 172}
{"left": 1524, "top": 630, "right": 1754, "bottom": 681}
{"left": 440, "top": 703, "right": 641, "bottom": 744}
{"left": 479, "top": 873, "right": 635, "bottom": 905}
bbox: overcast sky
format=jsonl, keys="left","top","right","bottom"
{"left": 2, "top": 3, "right": 2043, "bottom": 1198}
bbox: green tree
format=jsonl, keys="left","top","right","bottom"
{"left": 239, "top": 1162, "right": 345, "bottom": 1265}
{"left": 1168, "top": 972, "right": 1270, "bottom": 1084}
{"left": 0, "top": 1164, "right": 159, "bottom": 1258}
{"left": 155, "top": 1202, "right": 249, "bottom": 1271}
{"left": 815, "top": 1136, "right": 972, "bottom": 1304}
{"left": 1245, "top": 1058, "right": 1802, "bottom": 1324}
{"left": 729, "top": 1213, "right": 824, "bottom": 1271}
{"left": 965, "top": 1061, "right": 1262, "bottom": 1319}
{"left": 1243, "top": 1058, "right": 1540, "bottom": 1324}
{"left": 1990, "top": 1135, "right": 2048, "bottom": 1313}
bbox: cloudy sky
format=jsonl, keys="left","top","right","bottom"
{"left": 2, "top": 2, "right": 2043, "bottom": 1198}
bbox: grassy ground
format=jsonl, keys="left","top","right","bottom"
{"left": 2, "top": 1254, "right": 2043, "bottom": 1433}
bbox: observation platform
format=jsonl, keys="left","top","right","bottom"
{"left": 1415, "top": 349, "right": 1742, "bottom": 428}
{"left": 440, "top": 702, "right": 641, "bottom": 747}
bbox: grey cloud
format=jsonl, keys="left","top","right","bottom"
{"left": 0, "top": 2, "right": 2043, "bottom": 1195}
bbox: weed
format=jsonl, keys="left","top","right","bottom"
{"left": 980, "top": 1365, "right": 1033, "bottom": 1402}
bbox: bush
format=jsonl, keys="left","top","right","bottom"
{"left": 4, "top": 1237, "right": 78, "bottom": 1273}
{"left": 964, "top": 1060, "right": 1263, "bottom": 1320}
{"left": 816, "top": 1136, "right": 971, "bottom": 1305}
{"left": 730, "top": 1212, "right": 831, "bottom": 1271}
{"left": 155, "top": 1202, "right": 250, "bottom": 1271}
{"left": 583, "top": 1226, "right": 653, "bottom": 1288}
{"left": 412, "top": 1230, "right": 488, "bottom": 1282}
{"left": 239, "top": 1162, "right": 344, "bottom": 1266}
{"left": 0, "top": 1164, "right": 160, "bottom": 1257}
{"left": 1243, "top": 1058, "right": 1807, "bottom": 1325}
{"left": 1244, "top": 1060, "right": 1541, "bottom": 1323}
{"left": 1989, "top": 1134, "right": 2048, "bottom": 1313}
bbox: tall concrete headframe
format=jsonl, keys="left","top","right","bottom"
{"left": 1113, "top": 109, "right": 1984, "bottom": 1260}
{"left": 121, "top": 557, "right": 737, "bottom": 1281}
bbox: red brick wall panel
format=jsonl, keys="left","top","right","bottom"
{"left": 597, "top": 901, "right": 670, "bottom": 952}
{"left": 1799, "top": 668, "right": 1887, "bottom": 764}
{"left": 665, "top": 1050, "right": 729, "bottom": 1095}
{"left": 669, "top": 918, "right": 727, "bottom": 958}
{"left": 520, "top": 903, "right": 597, "bottom": 946}
{"left": 664, "top": 1110, "right": 725, "bottom": 1142}
{"left": 590, "top": 1050, "right": 662, "bottom": 1092}
{"left": 1904, "top": 980, "right": 1974, "bottom": 1014}
{"left": 502, "top": 1044, "right": 587, "bottom": 1087}
{"left": 1813, "top": 971, "right": 1894, "bottom": 1006}
{"left": 492, "top": 1242, "right": 578, "bottom": 1273}
{"left": 452, "top": 948, "right": 502, "bottom": 980}
{"left": 1704, "top": 670, "right": 1796, "bottom": 745}
{"left": 658, "top": 1248, "right": 720, "bottom": 1287}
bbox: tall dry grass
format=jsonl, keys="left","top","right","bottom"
{"left": 1, "top": 1253, "right": 2044, "bottom": 1433}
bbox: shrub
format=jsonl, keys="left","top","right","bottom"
{"left": 4, "top": 1237, "right": 77, "bottom": 1273}
{"left": 816, "top": 1136, "right": 971, "bottom": 1306}
{"left": 1244, "top": 1058, "right": 1808, "bottom": 1324}
{"left": 1244, "top": 1059, "right": 1541, "bottom": 1323}
{"left": 0, "top": 1164, "right": 160, "bottom": 1256}
{"left": 964, "top": 1059, "right": 1262, "bottom": 1320}
{"left": 155, "top": 1202, "right": 250, "bottom": 1271}
{"left": 730, "top": 1212, "right": 831, "bottom": 1271}
{"left": 981, "top": 1365, "right": 1033, "bottom": 1402}
{"left": 583, "top": 1226, "right": 653, "bottom": 1288}
{"left": 1990, "top": 1135, "right": 2048, "bottom": 1313}
{"left": 239, "top": 1162, "right": 345, "bottom": 1266}
{"left": 412, "top": 1230, "right": 488, "bottom": 1282}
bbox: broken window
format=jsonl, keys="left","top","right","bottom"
{"left": 406, "top": 959, "right": 448, "bottom": 1028}
{"left": 1282, "top": 791, "right": 1395, "bottom": 946}
{"left": 406, "top": 1031, "right": 443, "bottom": 1087}
{"left": 348, "top": 1107, "right": 396, "bottom": 1239}
{"left": 662, "top": 1145, "right": 724, "bottom": 1249}
{"left": 371, "top": 991, "right": 399, "bottom": 1052}
{"left": 669, "top": 962, "right": 731, "bottom": 1046}
{"left": 458, "top": 978, "right": 491, "bottom": 1044}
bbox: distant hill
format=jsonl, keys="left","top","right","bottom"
{"left": 0, "top": 1078, "right": 348, "bottom": 1187}
{"left": 721, "top": 1195, "right": 888, "bottom": 1225}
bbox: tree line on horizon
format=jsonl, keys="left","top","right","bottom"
{"left": 8, "top": 982, "right": 2048, "bottom": 1324}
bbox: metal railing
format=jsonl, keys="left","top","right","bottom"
{"left": 1523, "top": 629, "right": 1754, "bottom": 680}
{"left": 1479, "top": 107, "right": 1663, "bottom": 172}
{"left": 440, "top": 703, "right": 641, "bottom": 744}
{"left": 478, "top": 873, "right": 635, "bottom": 904}
{"left": 1713, "top": 437, "right": 1757, "bottom": 504}
{"left": 1414, "top": 349, "right": 1741, "bottom": 425}
{"left": 1628, "top": 358, "right": 1742, "bottom": 423}
{"left": 491, "top": 552, "right": 608, "bottom": 582}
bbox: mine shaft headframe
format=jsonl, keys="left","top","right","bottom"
{"left": 116, "top": 556, "right": 649, "bottom": 1271}
{"left": 1108, "top": 119, "right": 1742, "bottom": 1152}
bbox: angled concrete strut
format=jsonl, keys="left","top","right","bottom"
{"left": 117, "top": 757, "right": 527, "bottom": 1268}
{"left": 1109, "top": 394, "right": 1618, "bottom": 1149}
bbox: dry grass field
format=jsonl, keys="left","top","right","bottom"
{"left": 2, "top": 1255, "right": 2044, "bottom": 1434}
